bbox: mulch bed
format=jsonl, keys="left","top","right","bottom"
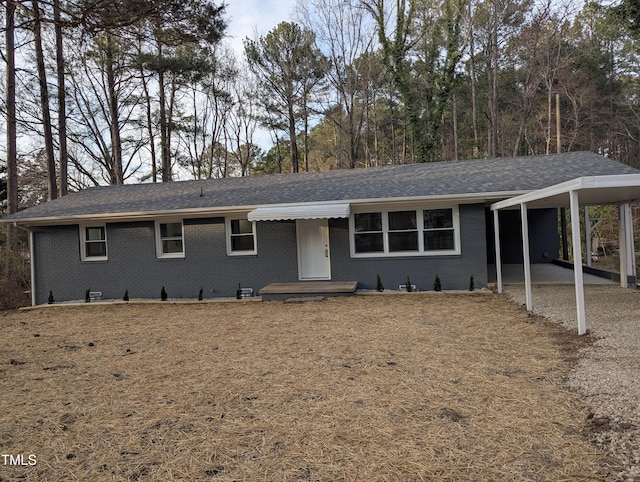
{"left": 0, "top": 294, "right": 619, "bottom": 481}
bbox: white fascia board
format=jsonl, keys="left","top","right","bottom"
{"left": 490, "top": 174, "right": 640, "bottom": 211}
{"left": 346, "top": 191, "right": 528, "bottom": 209}
{"left": 581, "top": 173, "right": 640, "bottom": 189}
{"left": 490, "top": 178, "right": 583, "bottom": 211}
{"left": 9, "top": 205, "right": 259, "bottom": 227}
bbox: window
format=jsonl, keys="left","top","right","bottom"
{"left": 156, "top": 221, "right": 184, "bottom": 258}
{"left": 226, "top": 218, "right": 257, "bottom": 255}
{"left": 80, "top": 225, "right": 107, "bottom": 261}
{"left": 354, "top": 212, "right": 383, "bottom": 253}
{"left": 388, "top": 211, "right": 418, "bottom": 252}
{"left": 424, "top": 209, "right": 455, "bottom": 251}
{"left": 350, "top": 206, "right": 459, "bottom": 257}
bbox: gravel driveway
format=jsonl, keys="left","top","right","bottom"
{"left": 505, "top": 284, "right": 640, "bottom": 481}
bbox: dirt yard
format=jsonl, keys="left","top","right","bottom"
{"left": 0, "top": 294, "right": 621, "bottom": 481}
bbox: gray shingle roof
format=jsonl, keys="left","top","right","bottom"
{"left": 5, "top": 152, "right": 639, "bottom": 223}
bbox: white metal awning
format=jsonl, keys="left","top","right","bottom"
{"left": 490, "top": 174, "right": 640, "bottom": 335}
{"left": 247, "top": 203, "right": 350, "bottom": 221}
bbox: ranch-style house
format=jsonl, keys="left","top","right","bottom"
{"left": 3, "top": 151, "right": 640, "bottom": 306}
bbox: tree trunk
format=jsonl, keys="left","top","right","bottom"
{"left": 140, "top": 66, "right": 157, "bottom": 182}
{"left": 32, "top": 0, "right": 58, "bottom": 200}
{"left": 287, "top": 99, "right": 299, "bottom": 173}
{"left": 6, "top": 0, "right": 18, "bottom": 254}
{"left": 468, "top": 3, "right": 479, "bottom": 157}
{"left": 452, "top": 94, "right": 459, "bottom": 160}
{"left": 303, "top": 98, "right": 309, "bottom": 172}
{"left": 166, "top": 77, "right": 178, "bottom": 178}
{"left": 348, "top": 95, "right": 358, "bottom": 169}
{"left": 105, "top": 33, "right": 124, "bottom": 184}
{"left": 489, "top": 13, "right": 499, "bottom": 158}
{"left": 54, "top": 0, "right": 68, "bottom": 195}
{"left": 545, "top": 89, "right": 552, "bottom": 154}
{"left": 159, "top": 66, "right": 171, "bottom": 181}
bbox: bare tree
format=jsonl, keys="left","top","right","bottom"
{"left": 297, "top": 0, "right": 374, "bottom": 169}
{"left": 5, "top": 0, "right": 19, "bottom": 253}
{"left": 226, "top": 65, "right": 261, "bottom": 176}
{"left": 65, "top": 34, "right": 146, "bottom": 185}
{"left": 54, "top": 0, "right": 69, "bottom": 195}
{"left": 31, "top": 0, "right": 58, "bottom": 199}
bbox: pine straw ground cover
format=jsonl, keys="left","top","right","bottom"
{"left": 0, "top": 293, "right": 620, "bottom": 481}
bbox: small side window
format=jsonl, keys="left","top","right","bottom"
{"left": 226, "top": 218, "right": 257, "bottom": 255}
{"left": 156, "top": 221, "right": 184, "bottom": 258}
{"left": 80, "top": 225, "right": 108, "bottom": 261}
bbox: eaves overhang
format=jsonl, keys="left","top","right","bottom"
{"left": 1, "top": 190, "right": 530, "bottom": 227}
{"left": 0, "top": 205, "right": 259, "bottom": 227}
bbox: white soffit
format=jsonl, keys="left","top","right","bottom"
{"left": 248, "top": 203, "right": 351, "bottom": 221}
{"left": 491, "top": 174, "right": 640, "bottom": 210}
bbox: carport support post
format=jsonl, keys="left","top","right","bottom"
{"left": 521, "top": 203, "right": 533, "bottom": 311}
{"left": 493, "top": 209, "right": 503, "bottom": 293}
{"left": 585, "top": 207, "right": 592, "bottom": 268}
{"left": 626, "top": 203, "right": 637, "bottom": 281}
{"left": 570, "top": 190, "right": 587, "bottom": 335}
{"left": 620, "top": 203, "right": 628, "bottom": 288}
{"left": 619, "top": 203, "right": 635, "bottom": 288}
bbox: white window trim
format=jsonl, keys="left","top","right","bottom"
{"left": 79, "top": 224, "right": 108, "bottom": 261}
{"left": 155, "top": 220, "right": 185, "bottom": 259}
{"left": 349, "top": 205, "right": 461, "bottom": 258}
{"left": 225, "top": 217, "right": 257, "bottom": 256}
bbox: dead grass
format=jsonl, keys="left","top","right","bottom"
{"left": 0, "top": 294, "right": 619, "bottom": 481}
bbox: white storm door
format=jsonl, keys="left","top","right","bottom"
{"left": 297, "top": 219, "right": 331, "bottom": 280}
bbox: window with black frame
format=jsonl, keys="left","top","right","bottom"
{"left": 388, "top": 210, "right": 419, "bottom": 252}
{"left": 354, "top": 212, "right": 384, "bottom": 253}
{"left": 81, "top": 225, "right": 107, "bottom": 260}
{"left": 423, "top": 209, "right": 455, "bottom": 250}
{"left": 226, "top": 218, "right": 257, "bottom": 255}
{"left": 156, "top": 221, "right": 184, "bottom": 257}
{"left": 351, "top": 206, "right": 458, "bottom": 256}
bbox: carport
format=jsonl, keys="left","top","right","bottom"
{"left": 491, "top": 174, "right": 640, "bottom": 335}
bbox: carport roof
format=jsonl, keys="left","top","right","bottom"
{"left": 490, "top": 174, "right": 640, "bottom": 210}
{"left": 491, "top": 172, "right": 640, "bottom": 337}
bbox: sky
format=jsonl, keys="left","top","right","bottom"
{"left": 223, "top": 0, "right": 298, "bottom": 57}
{"left": 218, "top": 0, "right": 299, "bottom": 151}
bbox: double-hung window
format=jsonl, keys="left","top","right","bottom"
{"left": 80, "top": 225, "right": 108, "bottom": 261}
{"left": 423, "top": 209, "right": 455, "bottom": 250}
{"left": 226, "top": 218, "right": 257, "bottom": 255}
{"left": 351, "top": 206, "right": 459, "bottom": 257}
{"left": 156, "top": 221, "right": 184, "bottom": 258}
{"left": 353, "top": 212, "right": 383, "bottom": 253}
{"left": 388, "top": 211, "right": 419, "bottom": 252}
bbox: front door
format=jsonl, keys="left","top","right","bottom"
{"left": 297, "top": 219, "right": 331, "bottom": 280}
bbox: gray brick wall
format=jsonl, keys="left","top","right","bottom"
{"left": 329, "top": 203, "right": 488, "bottom": 291}
{"left": 33, "top": 219, "right": 299, "bottom": 304}
{"left": 32, "top": 205, "right": 489, "bottom": 304}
